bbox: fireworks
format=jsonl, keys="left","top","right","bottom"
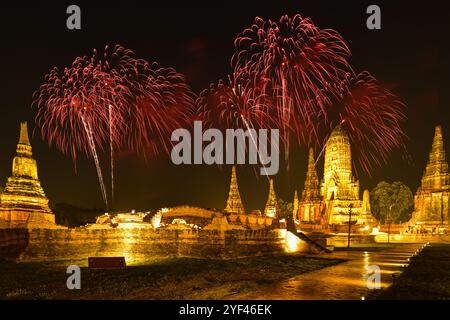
{"left": 323, "top": 71, "right": 407, "bottom": 174}
{"left": 196, "top": 76, "right": 280, "bottom": 176}
{"left": 34, "top": 44, "right": 194, "bottom": 207}
{"left": 129, "top": 67, "right": 195, "bottom": 158}
{"left": 33, "top": 12, "right": 408, "bottom": 205}
{"left": 197, "top": 75, "right": 277, "bottom": 131}
{"left": 232, "top": 14, "right": 353, "bottom": 155}
{"left": 232, "top": 14, "right": 406, "bottom": 173}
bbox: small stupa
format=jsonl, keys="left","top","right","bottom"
{"left": 224, "top": 166, "right": 245, "bottom": 215}
{"left": 264, "top": 179, "right": 278, "bottom": 218}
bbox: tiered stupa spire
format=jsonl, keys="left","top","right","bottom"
{"left": 264, "top": 179, "right": 278, "bottom": 218}
{"left": 421, "top": 125, "right": 450, "bottom": 191}
{"left": 301, "top": 148, "right": 321, "bottom": 202}
{"left": 411, "top": 125, "right": 450, "bottom": 226}
{"left": 360, "top": 189, "right": 376, "bottom": 225}
{"left": 0, "top": 122, "right": 55, "bottom": 228}
{"left": 292, "top": 190, "right": 299, "bottom": 220}
{"left": 224, "top": 166, "right": 245, "bottom": 215}
{"left": 298, "top": 148, "right": 324, "bottom": 223}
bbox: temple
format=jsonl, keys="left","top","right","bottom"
{"left": 410, "top": 125, "right": 450, "bottom": 232}
{"left": 224, "top": 166, "right": 245, "bottom": 215}
{"left": 360, "top": 189, "right": 376, "bottom": 225}
{"left": 264, "top": 179, "right": 278, "bottom": 218}
{"left": 0, "top": 122, "right": 55, "bottom": 228}
{"left": 298, "top": 148, "right": 324, "bottom": 224}
{"left": 295, "top": 125, "right": 376, "bottom": 229}
{"left": 320, "top": 125, "right": 364, "bottom": 225}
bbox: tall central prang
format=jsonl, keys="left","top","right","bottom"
{"left": 320, "top": 125, "right": 368, "bottom": 225}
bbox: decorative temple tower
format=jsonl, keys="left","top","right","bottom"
{"left": 320, "top": 125, "right": 363, "bottom": 225}
{"left": 0, "top": 122, "right": 55, "bottom": 228}
{"left": 264, "top": 179, "right": 278, "bottom": 218}
{"left": 410, "top": 125, "right": 450, "bottom": 230}
{"left": 298, "top": 148, "right": 324, "bottom": 223}
{"left": 224, "top": 166, "right": 245, "bottom": 215}
{"left": 360, "top": 189, "right": 376, "bottom": 225}
{"left": 292, "top": 190, "right": 299, "bottom": 220}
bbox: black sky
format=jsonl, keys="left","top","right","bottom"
{"left": 0, "top": 1, "right": 449, "bottom": 211}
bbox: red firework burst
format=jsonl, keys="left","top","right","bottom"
{"left": 130, "top": 67, "right": 195, "bottom": 158}
{"left": 322, "top": 71, "right": 407, "bottom": 174}
{"left": 232, "top": 14, "right": 353, "bottom": 152}
{"left": 197, "top": 75, "right": 277, "bottom": 131}
{"left": 34, "top": 44, "right": 194, "bottom": 207}
{"left": 196, "top": 76, "right": 282, "bottom": 174}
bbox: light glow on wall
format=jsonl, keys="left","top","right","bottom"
{"left": 284, "top": 230, "right": 302, "bottom": 253}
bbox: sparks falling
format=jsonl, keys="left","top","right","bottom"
{"left": 232, "top": 14, "right": 353, "bottom": 158}
{"left": 34, "top": 44, "right": 195, "bottom": 208}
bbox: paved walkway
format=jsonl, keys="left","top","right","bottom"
{"left": 228, "top": 243, "right": 426, "bottom": 300}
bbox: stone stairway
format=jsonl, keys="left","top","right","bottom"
{"left": 286, "top": 219, "right": 331, "bottom": 254}
{"left": 296, "top": 231, "right": 332, "bottom": 253}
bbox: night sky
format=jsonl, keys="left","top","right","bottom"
{"left": 0, "top": 1, "right": 448, "bottom": 212}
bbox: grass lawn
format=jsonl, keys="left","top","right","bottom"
{"left": 375, "top": 243, "right": 450, "bottom": 299}
{"left": 0, "top": 254, "right": 344, "bottom": 300}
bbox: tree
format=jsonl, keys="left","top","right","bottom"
{"left": 370, "top": 181, "right": 414, "bottom": 224}
{"left": 277, "top": 198, "right": 293, "bottom": 220}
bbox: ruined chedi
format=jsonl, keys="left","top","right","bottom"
{"left": 224, "top": 166, "right": 246, "bottom": 215}
{"left": 0, "top": 122, "right": 55, "bottom": 228}
{"left": 360, "top": 189, "right": 376, "bottom": 226}
{"left": 298, "top": 148, "right": 324, "bottom": 223}
{"left": 264, "top": 179, "right": 278, "bottom": 218}
{"left": 410, "top": 125, "right": 450, "bottom": 230}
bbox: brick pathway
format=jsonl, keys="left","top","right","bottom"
{"left": 228, "top": 243, "right": 426, "bottom": 300}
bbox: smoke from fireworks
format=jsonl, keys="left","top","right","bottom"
{"left": 34, "top": 44, "right": 194, "bottom": 208}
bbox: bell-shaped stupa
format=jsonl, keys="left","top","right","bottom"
{"left": 0, "top": 122, "right": 55, "bottom": 228}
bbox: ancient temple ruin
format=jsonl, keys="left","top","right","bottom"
{"left": 224, "top": 166, "right": 245, "bottom": 215}
{"left": 0, "top": 122, "right": 55, "bottom": 228}
{"left": 294, "top": 125, "right": 376, "bottom": 228}
{"left": 410, "top": 125, "right": 450, "bottom": 232}
{"left": 264, "top": 179, "right": 278, "bottom": 218}
{"left": 298, "top": 148, "right": 324, "bottom": 224}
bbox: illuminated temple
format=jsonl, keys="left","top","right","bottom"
{"left": 0, "top": 122, "right": 55, "bottom": 228}
{"left": 264, "top": 179, "right": 278, "bottom": 218}
{"left": 297, "top": 148, "right": 324, "bottom": 224}
{"left": 295, "top": 125, "right": 376, "bottom": 228}
{"left": 224, "top": 166, "right": 245, "bottom": 215}
{"left": 410, "top": 125, "right": 450, "bottom": 231}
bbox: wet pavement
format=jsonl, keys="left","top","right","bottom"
{"left": 228, "top": 243, "right": 426, "bottom": 300}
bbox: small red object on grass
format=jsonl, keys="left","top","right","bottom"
{"left": 88, "top": 257, "right": 126, "bottom": 269}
